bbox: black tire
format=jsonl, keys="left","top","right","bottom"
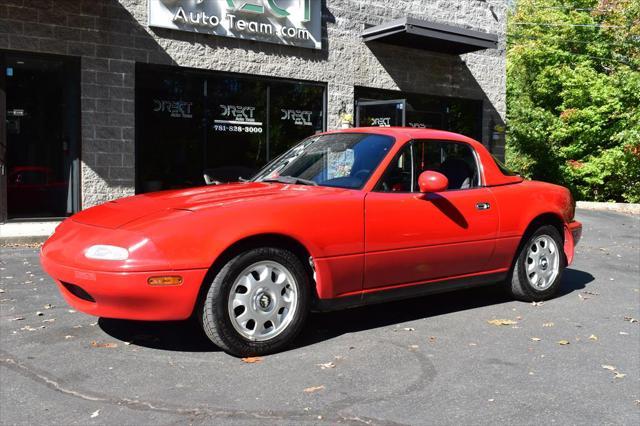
{"left": 508, "top": 225, "right": 565, "bottom": 302}
{"left": 199, "top": 247, "right": 310, "bottom": 357}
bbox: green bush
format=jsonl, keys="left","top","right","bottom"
{"left": 507, "top": 0, "right": 640, "bottom": 202}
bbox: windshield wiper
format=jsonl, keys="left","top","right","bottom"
{"left": 262, "top": 176, "right": 318, "bottom": 186}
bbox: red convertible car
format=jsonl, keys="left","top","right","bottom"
{"left": 42, "top": 128, "right": 582, "bottom": 356}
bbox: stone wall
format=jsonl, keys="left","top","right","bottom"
{"left": 0, "top": 0, "right": 506, "bottom": 209}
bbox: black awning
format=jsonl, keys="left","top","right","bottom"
{"left": 362, "top": 17, "right": 498, "bottom": 54}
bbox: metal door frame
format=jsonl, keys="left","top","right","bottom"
{"left": 355, "top": 99, "right": 407, "bottom": 127}
{"left": 0, "top": 52, "right": 7, "bottom": 223}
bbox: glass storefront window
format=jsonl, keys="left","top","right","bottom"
{"left": 136, "top": 68, "right": 204, "bottom": 193}
{"left": 269, "top": 81, "right": 325, "bottom": 159}
{"left": 136, "top": 65, "right": 326, "bottom": 192}
{"left": 1, "top": 51, "right": 80, "bottom": 220}
{"left": 207, "top": 77, "right": 268, "bottom": 182}
{"left": 355, "top": 86, "right": 483, "bottom": 141}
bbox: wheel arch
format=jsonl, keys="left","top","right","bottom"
{"left": 192, "top": 233, "right": 318, "bottom": 317}
{"left": 509, "top": 212, "right": 567, "bottom": 274}
{"left": 523, "top": 212, "right": 565, "bottom": 243}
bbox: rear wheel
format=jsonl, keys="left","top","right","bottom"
{"left": 200, "top": 247, "right": 310, "bottom": 357}
{"left": 509, "top": 225, "right": 565, "bottom": 301}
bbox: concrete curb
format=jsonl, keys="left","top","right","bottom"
{"left": 577, "top": 201, "right": 640, "bottom": 215}
{"left": 0, "top": 237, "right": 45, "bottom": 247}
{"left": 0, "top": 222, "right": 58, "bottom": 246}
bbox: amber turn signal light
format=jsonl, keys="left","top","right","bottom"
{"left": 147, "top": 276, "right": 183, "bottom": 286}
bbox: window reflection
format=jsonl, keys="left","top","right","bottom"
{"left": 3, "top": 52, "right": 80, "bottom": 219}
{"left": 136, "top": 65, "right": 326, "bottom": 193}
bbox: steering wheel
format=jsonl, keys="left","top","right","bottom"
{"left": 353, "top": 169, "right": 371, "bottom": 182}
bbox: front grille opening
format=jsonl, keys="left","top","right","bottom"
{"left": 61, "top": 282, "right": 96, "bottom": 303}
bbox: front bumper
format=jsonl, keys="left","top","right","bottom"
{"left": 564, "top": 220, "right": 583, "bottom": 266}
{"left": 40, "top": 219, "right": 209, "bottom": 321}
{"left": 41, "top": 255, "right": 208, "bottom": 321}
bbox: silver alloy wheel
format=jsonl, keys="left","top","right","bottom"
{"left": 227, "top": 261, "right": 299, "bottom": 342}
{"left": 525, "top": 235, "right": 560, "bottom": 290}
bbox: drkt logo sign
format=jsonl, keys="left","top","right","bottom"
{"left": 281, "top": 109, "right": 313, "bottom": 126}
{"left": 216, "top": 105, "right": 263, "bottom": 126}
{"left": 153, "top": 99, "right": 193, "bottom": 119}
{"left": 371, "top": 117, "right": 392, "bottom": 127}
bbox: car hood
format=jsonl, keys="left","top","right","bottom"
{"left": 71, "top": 182, "right": 346, "bottom": 229}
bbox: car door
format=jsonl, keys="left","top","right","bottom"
{"left": 364, "top": 139, "right": 498, "bottom": 290}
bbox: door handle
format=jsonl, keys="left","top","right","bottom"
{"left": 476, "top": 202, "right": 491, "bottom": 211}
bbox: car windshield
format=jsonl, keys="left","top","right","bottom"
{"left": 253, "top": 133, "right": 395, "bottom": 189}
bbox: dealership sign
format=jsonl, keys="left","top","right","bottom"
{"left": 148, "top": 0, "right": 322, "bottom": 50}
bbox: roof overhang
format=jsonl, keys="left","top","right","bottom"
{"left": 362, "top": 17, "right": 498, "bottom": 54}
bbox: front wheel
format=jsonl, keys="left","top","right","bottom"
{"left": 508, "top": 225, "right": 565, "bottom": 301}
{"left": 200, "top": 247, "right": 310, "bottom": 357}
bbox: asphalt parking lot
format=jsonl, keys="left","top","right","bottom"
{"left": 1, "top": 209, "right": 639, "bottom": 425}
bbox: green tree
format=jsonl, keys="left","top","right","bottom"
{"left": 507, "top": 0, "right": 640, "bottom": 202}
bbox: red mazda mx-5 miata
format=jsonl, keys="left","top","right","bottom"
{"left": 42, "top": 128, "right": 582, "bottom": 356}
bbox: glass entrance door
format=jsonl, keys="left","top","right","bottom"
{"left": 356, "top": 99, "right": 406, "bottom": 127}
{"left": 1, "top": 51, "right": 80, "bottom": 220}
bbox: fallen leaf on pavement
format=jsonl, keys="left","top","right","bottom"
{"left": 304, "top": 385, "right": 325, "bottom": 393}
{"left": 90, "top": 341, "right": 118, "bottom": 348}
{"left": 402, "top": 327, "right": 415, "bottom": 331}
{"left": 9, "top": 317, "right": 25, "bottom": 321}
{"left": 588, "top": 335, "right": 598, "bottom": 341}
{"left": 531, "top": 301, "right": 544, "bottom": 307}
{"left": 36, "top": 311, "right": 43, "bottom": 316}
{"left": 614, "top": 372, "right": 626, "bottom": 379}
{"left": 42, "top": 319, "right": 55, "bottom": 323}
{"left": 20, "top": 325, "right": 44, "bottom": 331}
{"left": 531, "top": 337, "right": 541, "bottom": 341}
{"left": 543, "top": 322, "right": 554, "bottom": 327}
{"left": 44, "top": 304, "right": 54, "bottom": 309}
{"left": 64, "top": 335, "right": 74, "bottom": 339}
{"left": 317, "top": 362, "right": 336, "bottom": 369}
{"left": 601, "top": 365, "right": 616, "bottom": 371}
{"left": 487, "top": 319, "right": 517, "bottom": 326}
{"left": 428, "top": 336, "right": 437, "bottom": 342}
{"left": 578, "top": 294, "right": 589, "bottom": 301}
{"left": 557, "top": 340, "right": 570, "bottom": 345}
{"left": 241, "top": 357, "right": 263, "bottom": 364}
{"left": 90, "top": 409, "right": 100, "bottom": 418}
{"left": 623, "top": 316, "right": 638, "bottom": 323}
{"left": 0, "top": 289, "right": 4, "bottom": 293}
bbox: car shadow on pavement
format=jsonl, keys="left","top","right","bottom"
{"left": 296, "top": 268, "right": 595, "bottom": 348}
{"left": 98, "top": 268, "right": 594, "bottom": 353}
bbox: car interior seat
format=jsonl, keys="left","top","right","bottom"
{"left": 440, "top": 158, "right": 474, "bottom": 190}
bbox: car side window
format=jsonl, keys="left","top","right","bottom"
{"left": 375, "top": 143, "right": 414, "bottom": 193}
{"left": 376, "top": 140, "right": 480, "bottom": 192}
{"left": 414, "top": 140, "right": 480, "bottom": 191}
